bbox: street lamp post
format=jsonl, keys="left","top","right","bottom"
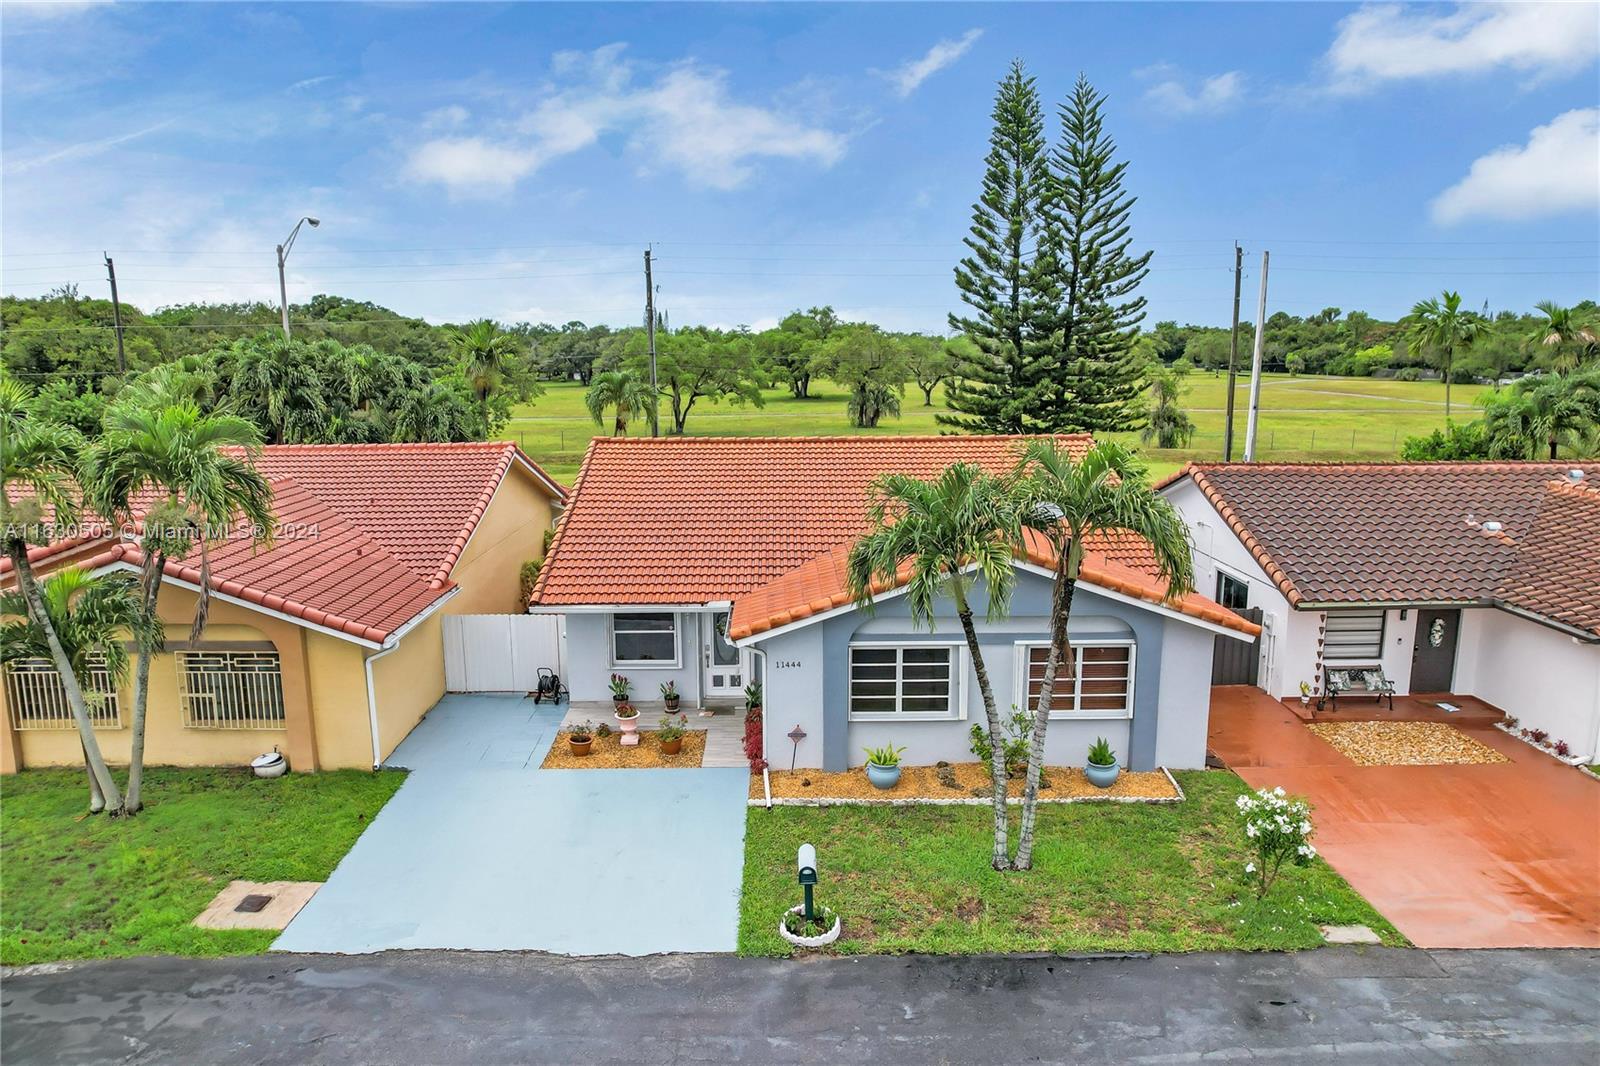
{"left": 276, "top": 216, "right": 320, "bottom": 339}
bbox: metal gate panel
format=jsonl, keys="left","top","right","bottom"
{"left": 1211, "top": 607, "right": 1263, "bottom": 686}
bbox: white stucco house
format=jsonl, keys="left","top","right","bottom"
{"left": 1158, "top": 461, "right": 1600, "bottom": 761}
{"left": 528, "top": 435, "right": 1260, "bottom": 772}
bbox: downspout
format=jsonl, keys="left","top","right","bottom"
{"left": 364, "top": 641, "right": 401, "bottom": 771}
{"left": 749, "top": 646, "right": 772, "bottom": 808}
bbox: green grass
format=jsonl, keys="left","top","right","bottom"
{"left": 0, "top": 767, "right": 404, "bottom": 964}
{"left": 737, "top": 770, "right": 1403, "bottom": 956}
{"left": 507, "top": 374, "right": 1491, "bottom": 484}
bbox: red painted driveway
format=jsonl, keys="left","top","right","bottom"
{"left": 1208, "top": 686, "right": 1600, "bottom": 949}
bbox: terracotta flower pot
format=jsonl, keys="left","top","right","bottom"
{"left": 569, "top": 736, "right": 593, "bottom": 757}
{"left": 660, "top": 736, "right": 683, "bottom": 755}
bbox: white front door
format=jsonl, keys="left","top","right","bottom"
{"left": 703, "top": 611, "right": 746, "bottom": 699}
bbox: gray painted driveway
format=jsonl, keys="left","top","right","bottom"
{"left": 272, "top": 694, "right": 749, "bottom": 955}
{"left": 5, "top": 948, "right": 1597, "bottom": 1064}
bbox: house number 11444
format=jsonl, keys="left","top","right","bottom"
{"left": 773, "top": 660, "right": 803, "bottom": 669}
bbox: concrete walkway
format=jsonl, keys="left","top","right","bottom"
{"left": 1209, "top": 686, "right": 1600, "bottom": 949}
{"left": 7, "top": 948, "right": 1597, "bottom": 1065}
{"left": 273, "top": 694, "right": 749, "bottom": 956}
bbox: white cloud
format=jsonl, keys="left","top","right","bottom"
{"left": 882, "top": 29, "right": 984, "bottom": 98}
{"left": 421, "top": 104, "right": 470, "bottom": 129}
{"left": 1431, "top": 108, "right": 1600, "bottom": 225}
{"left": 1143, "top": 70, "right": 1244, "bottom": 116}
{"left": 1326, "top": 2, "right": 1600, "bottom": 91}
{"left": 4, "top": 119, "right": 178, "bottom": 175}
{"left": 404, "top": 45, "right": 846, "bottom": 195}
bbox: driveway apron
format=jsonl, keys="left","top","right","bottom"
{"left": 273, "top": 694, "right": 750, "bottom": 955}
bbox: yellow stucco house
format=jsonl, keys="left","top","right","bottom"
{"left": 0, "top": 442, "right": 564, "bottom": 775}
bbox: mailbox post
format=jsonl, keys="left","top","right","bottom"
{"left": 797, "top": 843, "right": 818, "bottom": 921}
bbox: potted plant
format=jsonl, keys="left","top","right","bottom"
{"left": 568, "top": 721, "right": 596, "bottom": 757}
{"left": 1085, "top": 736, "right": 1119, "bottom": 789}
{"left": 863, "top": 744, "right": 905, "bottom": 790}
{"left": 1298, "top": 681, "right": 1312, "bottom": 707}
{"left": 609, "top": 673, "right": 631, "bottom": 708}
{"left": 614, "top": 700, "right": 640, "bottom": 736}
{"left": 660, "top": 680, "right": 681, "bottom": 712}
{"left": 658, "top": 713, "right": 688, "bottom": 755}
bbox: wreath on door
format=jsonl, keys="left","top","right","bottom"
{"left": 1428, "top": 618, "right": 1446, "bottom": 648}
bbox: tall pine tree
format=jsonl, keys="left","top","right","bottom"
{"left": 941, "top": 60, "right": 1061, "bottom": 435}
{"left": 1038, "top": 75, "right": 1152, "bottom": 433}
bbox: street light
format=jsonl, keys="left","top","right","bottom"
{"left": 276, "top": 216, "right": 320, "bottom": 339}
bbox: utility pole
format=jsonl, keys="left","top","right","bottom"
{"left": 104, "top": 253, "right": 126, "bottom": 374}
{"left": 275, "top": 216, "right": 320, "bottom": 341}
{"left": 1242, "top": 250, "right": 1270, "bottom": 463}
{"left": 645, "top": 247, "right": 659, "bottom": 437}
{"left": 1223, "top": 242, "right": 1242, "bottom": 461}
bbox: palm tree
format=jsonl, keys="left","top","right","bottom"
{"left": 82, "top": 401, "right": 275, "bottom": 813}
{"left": 1140, "top": 367, "right": 1196, "bottom": 448}
{"left": 225, "top": 336, "right": 329, "bottom": 444}
{"left": 1009, "top": 440, "right": 1194, "bottom": 870}
{"left": 847, "top": 463, "right": 1024, "bottom": 871}
{"left": 390, "top": 377, "right": 477, "bottom": 442}
{"left": 445, "top": 319, "right": 524, "bottom": 431}
{"left": 1, "top": 568, "right": 157, "bottom": 811}
{"left": 1528, "top": 301, "right": 1598, "bottom": 372}
{"left": 0, "top": 379, "right": 123, "bottom": 809}
{"left": 1481, "top": 370, "right": 1600, "bottom": 460}
{"left": 585, "top": 370, "right": 653, "bottom": 436}
{"left": 1409, "top": 290, "right": 1484, "bottom": 419}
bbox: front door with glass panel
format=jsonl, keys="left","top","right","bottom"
{"left": 704, "top": 611, "right": 745, "bottom": 699}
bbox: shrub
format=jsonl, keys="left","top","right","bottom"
{"left": 1555, "top": 740, "right": 1571, "bottom": 757}
{"left": 969, "top": 707, "right": 1032, "bottom": 778}
{"left": 518, "top": 559, "right": 542, "bottom": 602}
{"left": 744, "top": 703, "right": 766, "bottom": 772}
{"left": 1235, "top": 787, "right": 1317, "bottom": 899}
{"left": 1400, "top": 421, "right": 1490, "bottom": 461}
{"left": 1392, "top": 367, "right": 1421, "bottom": 382}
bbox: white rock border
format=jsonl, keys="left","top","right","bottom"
{"left": 1493, "top": 722, "right": 1588, "bottom": 767}
{"left": 751, "top": 767, "right": 1187, "bottom": 807}
{"left": 778, "top": 904, "right": 840, "bottom": 948}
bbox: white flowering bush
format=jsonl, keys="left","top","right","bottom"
{"left": 1235, "top": 786, "right": 1317, "bottom": 899}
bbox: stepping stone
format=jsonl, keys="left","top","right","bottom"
{"left": 1319, "top": 923, "right": 1381, "bottom": 944}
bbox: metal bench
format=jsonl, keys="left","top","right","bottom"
{"left": 1319, "top": 666, "right": 1395, "bottom": 712}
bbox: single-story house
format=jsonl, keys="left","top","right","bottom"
{"left": 528, "top": 435, "right": 1259, "bottom": 772}
{"left": 1158, "top": 461, "right": 1600, "bottom": 760}
{"left": 1, "top": 442, "right": 565, "bottom": 775}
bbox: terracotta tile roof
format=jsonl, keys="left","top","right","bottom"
{"left": 1496, "top": 480, "right": 1600, "bottom": 638}
{"left": 728, "top": 529, "right": 1261, "bottom": 641}
{"left": 533, "top": 435, "right": 1255, "bottom": 638}
{"left": 1160, "top": 461, "right": 1600, "bottom": 636}
{"left": 4, "top": 442, "right": 563, "bottom": 645}
{"left": 531, "top": 435, "right": 1097, "bottom": 606}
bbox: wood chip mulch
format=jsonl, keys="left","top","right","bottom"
{"left": 753, "top": 762, "right": 1180, "bottom": 803}
{"left": 541, "top": 729, "right": 706, "bottom": 769}
{"left": 1307, "top": 721, "right": 1509, "bottom": 766}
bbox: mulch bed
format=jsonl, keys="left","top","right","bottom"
{"left": 1307, "top": 721, "right": 1508, "bottom": 766}
{"left": 753, "top": 762, "right": 1181, "bottom": 804}
{"left": 541, "top": 729, "right": 706, "bottom": 769}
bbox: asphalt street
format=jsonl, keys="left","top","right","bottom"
{"left": 3, "top": 947, "right": 1596, "bottom": 1065}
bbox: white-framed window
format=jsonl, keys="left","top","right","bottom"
{"left": 1014, "top": 641, "right": 1135, "bottom": 719}
{"left": 3, "top": 657, "right": 122, "bottom": 731}
{"left": 178, "top": 651, "right": 286, "bottom": 730}
{"left": 848, "top": 643, "right": 963, "bottom": 720}
{"left": 1324, "top": 609, "right": 1385, "bottom": 660}
{"left": 1216, "top": 570, "right": 1250, "bottom": 610}
{"left": 611, "top": 612, "right": 679, "bottom": 666}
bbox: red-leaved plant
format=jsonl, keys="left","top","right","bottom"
{"left": 744, "top": 704, "right": 766, "bottom": 772}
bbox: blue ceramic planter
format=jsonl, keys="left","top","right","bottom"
{"left": 865, "top": 762, "right": 902, "bottom": 790}
{"left": 1085, "top": 760, "right": 1120, "bottom": 789}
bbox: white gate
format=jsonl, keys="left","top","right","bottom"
{"left": 443, "top": 614, "right": 565, "bottom": 693}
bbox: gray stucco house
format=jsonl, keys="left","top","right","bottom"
{"left": 528, "top": 435, "right": 1259, "bottom": 772}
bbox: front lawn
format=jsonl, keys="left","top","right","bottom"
{"left": 738, "top": 770, "right": 1402, "bottom": 956}
{"left": 1, "top": 767, "right": 404, "bottom": 964}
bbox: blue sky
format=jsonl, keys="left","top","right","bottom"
{"left": 3, "top": 1, "right": 1597, "bottom": 332}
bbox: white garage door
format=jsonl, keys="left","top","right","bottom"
{"left": 443, "top": 614, "right": 565, "bottom": 693}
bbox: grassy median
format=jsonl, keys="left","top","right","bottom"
{"left": 738, "top": 770, "right": 1402, "bottom": 956}
{"left": 1, "top": 767, "right": 403, "bottom": 964}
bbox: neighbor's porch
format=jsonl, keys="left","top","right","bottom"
{"left": 1285, "top": 691, "right": 1506, "bottom": 725}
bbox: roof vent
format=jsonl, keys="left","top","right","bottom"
{"left": 1481, "top": 520, "right": 1504, "bottom": 533}
{"left": 1567, "top": 469, "right": 1587, "bottom": 483}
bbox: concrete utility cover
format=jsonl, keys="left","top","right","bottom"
{"left": 272, "top": 694, "right": 749, "bottom": 956}
{"left": 194, "top": 881, "right": 322, "bottom": 930}
{"left": 1319, "top": 924, "right": 1382, "bottom": 945}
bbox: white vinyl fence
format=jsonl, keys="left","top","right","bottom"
{"left": 443, "top": 614, "right": 566, "bottom": 693}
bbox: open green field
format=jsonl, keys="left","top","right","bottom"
{"left": 738, "top": 771, "right": 1403, "bottom": 956}
{"left": 507, "top": 374, "right": 1489, "bottom": 485}
{"left": 0, "top": 767, "right": 405, "bottom": 964}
